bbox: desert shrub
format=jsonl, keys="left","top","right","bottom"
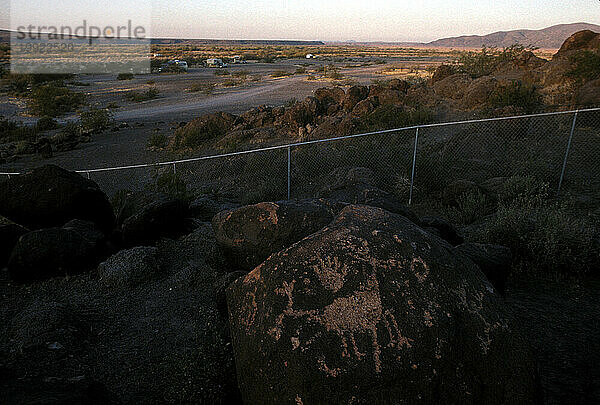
{"left": 498, "top": 175, "right": 549, "bottom": 205}
{"left": 79, "top": 107, "right": 113, "bottom": 132}
{"left": 124, "top": 87, "right": 159, "bottom": 102}
{"left": 231, "top": 70, "right": 249, "bottom": 79}
{"left": 327, "top": 71, "right": 344, "bottom": 80}
{"left": 214, "top": 70, "right": 230, "bottom": 76}
{"left": 27, "top": 83, "right": 85, "bottom": 117}
{"left": 60, "top": 121, "right": 82, "bottom": 138}
{"left": 147, "top": 170, "right": 189, "bottom": 200}
{"left": 148, "top": 132, "right": 168, "bottom": 149}
{"left": 221, "top": 79, "right": 239, "bottom": 87}
{"left": 172, "top": 118, "right": 231, "bottom": 150}
{"left": 457, "top": 44, "right": 531, "bottom": 78}
{"left": 489, "top": 80, "right": 543, "bottom": 113}
{"left": 1, "top": 73, "right": 74, "bottom": 96}
{"left": 295, "top": 67, "right": 306, "bottom": 74}
{"left": 359, "top": 104, "right": 433, "bottom": 131}
{"left": 476, "top": 196, "right": 598, "bottom": 275}
{"left": 189, "top": 82, "right": 215, "bottom": 94}
{"left": 568, "top": 50, "right": 600, "bottom": 83}
{"left": 36, "top": 116, "right": 59, "bottom": 131}
{"left": 445, "top": 189, "right": 496, "bottom": 224}
{"left": 117, "top": 73, "right": 134, "bottom": 80}
{"left": 270, "top": 70, "right": 293, "bottom": 78}
{"left": 0, "top": 116, "right": 38, "bottom": 142}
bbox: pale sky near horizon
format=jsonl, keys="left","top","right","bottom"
{"left": 3, "top": 0, "right": 600, "bottom": 42}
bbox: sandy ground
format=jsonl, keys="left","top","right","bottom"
{"left": 0, "top": 58, "right": 431, "bottom": 181}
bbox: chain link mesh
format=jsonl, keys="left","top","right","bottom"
{"left": 1, "top": 110, "right": 598, "bottom": 206}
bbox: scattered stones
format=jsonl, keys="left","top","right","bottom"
{"left": 97, "top": 246, "right": 160, "bottom": 288}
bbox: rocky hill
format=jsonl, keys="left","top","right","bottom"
{"left": 427, "top": 23, "right": 600, "bottom": 49}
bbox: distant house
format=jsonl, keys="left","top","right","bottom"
{"left": 158, "top": 59, "right": 188, "bottom": 73}
{"left": 206, "top": 58, "right": 228, "bottom": 68}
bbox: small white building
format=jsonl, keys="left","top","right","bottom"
{"left": 306, "top": 54, "right": 316, "bottom": 59}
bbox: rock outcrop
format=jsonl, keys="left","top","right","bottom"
{"left": 8, "top": 227, "right": 97, "bottom": 283}
{"left": 0, "top": 165, "right": 115, "bottom": 232}
{"left": 212, "top": 199, "right": 344, "bottom": 270}
{"left": 227, "top": 205, "right": 538, "bottom": 404}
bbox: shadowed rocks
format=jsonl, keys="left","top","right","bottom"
{"left": 212, "top": 198, "right": 345, "bottom": 271}
{"left": 227, "top": 205, "right": 537, "bottom": 404}
{"left": 0, "top": 165, "right": 115, "bottom": 232}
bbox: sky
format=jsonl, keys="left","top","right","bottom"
{"left": 4, "top": 0, "right": 600, "bottom": 42}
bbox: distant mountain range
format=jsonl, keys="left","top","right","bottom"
{"left": 1, "top": 22, "right": 599, "bottom": 49}
{"left": 424, "top": 23, "right": 600, "bottom": 49}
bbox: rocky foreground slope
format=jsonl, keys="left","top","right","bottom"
{"left": 0, "top": 165, "right": 542, "bottom": 404}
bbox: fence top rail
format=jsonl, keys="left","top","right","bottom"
{"left": 1, "top": 107, "right": 598, "bottom": 176}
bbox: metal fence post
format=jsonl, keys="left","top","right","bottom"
{"left": 557, "top": 111, "right": 578, "bottom": 196}
{"left": 287, "top": 146, "right": 291, "bottom": 200}
{"left": 172, "top": 163, "right": 176, "bottom": 175}
{"left": 408, "top": 128, "right": 419, "bottom": 205}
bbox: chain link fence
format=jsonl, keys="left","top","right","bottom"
{"left": 1, "top": 108, "right": 599, "bottom": 206}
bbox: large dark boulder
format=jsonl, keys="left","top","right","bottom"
{"left": 121, "top": 196, "right": 189, "bottom": 247}
{"left": 214, "top": 271, "right": 247, "bottom": 318}
{"left": 342, "top": 85, "right": 370, "bottom": 111}
{"left": 189, "top": 196, "right": 240, "bottom": 222}
{"left": 8, "top": 227, "right": 97, "bottom": 283}
{"left": 0, "top": 165, "right": 115, "bottom": 232}
{"left": 227, "top": 205, "right": 537, "bottom": 404}
{"left": 97, "top": 246, "right": 160, "bottom": 288}
{"left": 419, "top": 216, "right": 465, "bottom": 246}
{"left": 212, "top": 199, "right": 344, "bottom": 270}
{"left": 0, "top": 216, "right": 28, "bottom": 267}
{"left": 455, "top": 242, "right": 512, "bottom": 294}
{"left": 314, "top": 87, "right": 345, "bottom": 113}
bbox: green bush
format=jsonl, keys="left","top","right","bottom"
{"left": 27, "top": 83, "right": 85, "bottom": 117}
{"left": 124, "top": 87, "right": 159, "bottom": 102}
{"left": 475, "top": 192, "right": 598, "bottom": 275}
{"left": 1, "top": 73, "right": 74, "bottom": 96}
{"left": 36, "top": 116, "right": 59, "bottom": 131}
{"left": 148, "top": 132, "right": 168, "bottom": 149}
{"left": 221, "top": 79, "right": 239, "bottom": 87}
{"left": 147, "top": 170, "right": 189, "bottom": 200}
{"left": 358, "top": 104, "right": 433, "bottom": 131}
{"left": 214, "top": 70, "right": 230, "bottom": 76}
{"left": 0, "top": 116, "right": 38, "bottom": 142}
{"left": 498, "top": 175, "right": 549, "bottom": 205}
{"left": 189, "top": 82, "right": 215, "bottom": 94}
{"left": 489, "top": 80, "right": 543, "bottom": 113}
{"left": 117, "top": 73, "right": 135, "bottom": 80}
{"left": 79, "top": 107, "right": 113, "bottom": 132}
{"left": 445, "top": 189, "right": 496, "bottom": 224}
{"left": 456, "top": 44, "right": 532, "bottom": 78}
{"left": 568, "top": 50, "right": 600, "bottom": 83}
{"left": 270, "top": 70, "right": 293, "bottom": 78}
